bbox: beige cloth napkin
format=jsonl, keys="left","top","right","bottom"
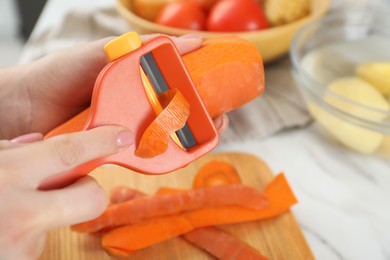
{"left": 20, "top": 7, "right": 311, "bottom": 144}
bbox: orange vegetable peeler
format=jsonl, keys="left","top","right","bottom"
{"left": 41, "top": 32, "right": 219, "bottom": 189}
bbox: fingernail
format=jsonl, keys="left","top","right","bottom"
{"left": 214, "top": 115, "right": 229, "bottom": 132}
{"left": 116, "top": 131, "right": 134, "bottom": 148}
{"left": 179, "top": 34, "right": 203, "bottom": 40}
{"left": 11, "top": 133, "right": 44, "bottom": 143}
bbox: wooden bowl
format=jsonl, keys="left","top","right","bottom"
{"left": 116, "top": 0, "right": 330, "bottom": 63}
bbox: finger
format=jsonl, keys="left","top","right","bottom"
{"left": 174, "top": 34, "right": 203, "bottom": 54}
{"left": 213, "top": 114, "right": 229, "bottom": 133}
{"left": 110, "top": 186, "right": 145, "bottom": 204}
{"left": 0, "top": 133, "right": 43, "bottom": 150}
{"left": 36, "top": 176, "right": 107, "bottom": 229}
{"left": 141, "top": 34, "right": 203, "bottom": 55}
{"left": 23, "top": 38, "right": 115, "bottom": 135}
{"left": 0, "top": 126, "right": 133, "bottom": 188}
{"left": 27, "top": 37, "right": 114, "bottom": 116}
{"left": 0, "top": 140, "right": 17, "bottom": 150}
{"left": 10, "top": 133, "right": 43, "bottom": 143}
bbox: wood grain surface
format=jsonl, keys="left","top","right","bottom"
{"left": 39, "top": 152, "right": 313, "bottom": 260}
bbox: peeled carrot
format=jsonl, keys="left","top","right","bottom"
{"left": 182, "top": 36, "right": 265, "bottom": 118}
{"left": 72, "top": 184, "right": 268, "bottom": 233}
{"left": 45, "top": 36, "right": 264, "bottom": 139}
{"left": 193, "top": 160, "right": 242, "bottom": 189}
{"left": 183, "top": 227, "right": 268, "bottom": 260}
{"left": 101, "top": 174, "right": 297, "bottom": 254}
{"left": 135, "top": 89, "right": 190, "bottom": 158}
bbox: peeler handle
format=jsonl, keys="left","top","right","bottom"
{"left": 39, "top": 32, "right": 219, "bottom": 189}
{"left": 39, "top": 32, "right": 145, "bottom": 189}
{"left": 45, "top": 108, "right": 90, "bottom": 138}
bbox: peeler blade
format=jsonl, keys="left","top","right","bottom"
{"left": 140, "top": 52, "right": 197, "bottom": 149}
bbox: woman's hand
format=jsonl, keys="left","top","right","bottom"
{"left": 0, "top": 34, "right": 203, "bottom": 259}
{"left": 0, "top": 126, "right": 134, "bottom": 259}
{"left": 0, "top": 34, "right": 203, "bottom": 140}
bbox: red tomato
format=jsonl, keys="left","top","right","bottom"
{"left": 155, "top": 2, "right": 207, "bottom": 31}
{"left": 207, "top": 0, "right": 269, "bottom": 32}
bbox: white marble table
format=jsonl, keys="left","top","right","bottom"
{"left": 27, "top": 0, "right": 390, "bottom": 259}
{"left": 217, "top": 124, "right": 390, "bottom": 260}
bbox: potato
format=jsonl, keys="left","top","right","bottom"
{"left": 327, "top": 77, "right": 389, "bottom": 121}
{"left": 356, "top": 62, "right": 390, "bottom": 96}
{"left": 133, "top": 0, "right": 178, "bottom": 21}
{"left": 264, "top": 0, "right": 310, "bottom": 26}
{"left": 310, "top": 77, "right": 389, "bottom": 154}
{"left": 309, "top": 103, "right": 384, "bottom": 154}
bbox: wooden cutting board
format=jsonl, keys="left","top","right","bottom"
{"left": 39, "top": 152, "right": 313, "bottom": 260}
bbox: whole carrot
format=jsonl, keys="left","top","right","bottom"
{"left": 182, "top": 36, "right": 265, "bottom": 118}
{"left": 45, "top": 36, "right": 264, "bottom": 139}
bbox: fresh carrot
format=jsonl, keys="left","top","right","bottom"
{"left": 45, "top": 37, "right": 264, "bottom": 138}
{"left": 192, "top": 160, "right": 242, "bottom": 189}
{"left": 183, "top": 227, "right": 268, "bottom": 260}
{"left": 72, "top": 184, "right": 268, "bottom": 233}
{"left": 182, "top": 36, "right": 265, "bottom": 118}
{"left": 135, "top": 89, "right": 190, "bottom": 158}
{"left": 101, "top": 174, "right": 297, "bottom": 255}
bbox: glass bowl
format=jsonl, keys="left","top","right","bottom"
{"left": 290, "top": 5, "right": 390, "bottom": 156}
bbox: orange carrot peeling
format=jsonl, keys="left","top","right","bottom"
{"left": 72, "top": 184, "right": 268, "bottom": 233}
{"left": 183, "top": 227, "right": 268, "bottom": 260}
{"left": 135, "top": 89, "right": 190, "bottom": 158}
{"left": 156, "top": 187, "right": 269, "bottom": 259}
{"left": 101, "top": 174, "right": 297, "bottom": 255}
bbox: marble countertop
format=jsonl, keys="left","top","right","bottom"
{"left": 217, "top": 124, "right": 390, "bottom": 260}
{"left": 28, "top": 0, "right": 390, "bottom": 259}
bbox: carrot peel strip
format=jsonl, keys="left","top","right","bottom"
{"left": 157, "top": 188, "right": 269, "bottom": 259}
{"left": 183, "top": 227, "right": 269, "bottom": 260}
{"left": 135, "top": 89, "right": 190, "bottom": 158}
{"left": 101, "top": 173, "right": 297, "bottom": 255}
{"left": 71, "top": 184, "right": 268, "bottom": 233}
